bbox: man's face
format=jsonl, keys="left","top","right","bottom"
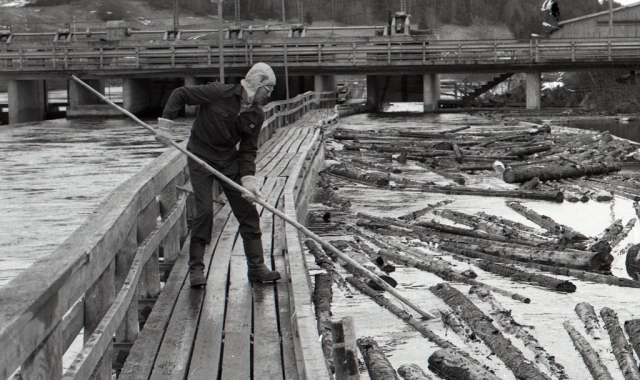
{"left": 253, "top": 85, "right": 274, "bottom": 105}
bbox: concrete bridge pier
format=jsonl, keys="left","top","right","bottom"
{"left": 8, "top": 79, "right": 46, "bottom": 124}
{"left": 366, "top": 75, "right": 382, "bottom": 111}
{"left": 423, "top": 74, "right": 441, "bottom": 113}
{"left": 67, "top": 79, "right": 120, "bottom": 118}
{"left": 314, "top": 75, "right": 336, "bottom": 106}
{"left": 526, "top": 72, "right": 541, "bottom": 110}
{"left": 123, "top": 79, "right": 153, "bottom": 116}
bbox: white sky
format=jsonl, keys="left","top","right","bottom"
{"left": 615, "top": 0, "right": 640, "bottom": 5}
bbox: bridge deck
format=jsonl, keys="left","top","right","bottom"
{"left": 118, "top": 117, "right": 322, "bottom": 380}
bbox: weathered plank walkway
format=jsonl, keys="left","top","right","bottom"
{"left": 0, "top": 92, "right": 335, "bottom": 380}
{"left": 118, "top": 114, "right": 332, "bottom": 380}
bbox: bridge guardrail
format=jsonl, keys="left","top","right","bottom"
{"left": 0, "top": 90, "right": 336, "bottom": 380}
{"left": 1, "top": 37, "right": 640, "bottom": 74}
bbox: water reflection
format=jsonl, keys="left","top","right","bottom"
{"left": 567, "top": 119, "right": 640, "bottom": 143}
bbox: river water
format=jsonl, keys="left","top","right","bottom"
{"left": 0, "top": 117, "right": 189, "bottom": 287}
{"left": 315, "top": 105, "right": 640, "bottom": 380}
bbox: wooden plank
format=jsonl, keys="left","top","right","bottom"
{"left": 284, "top": 193, "right": 332, "bottom": 379}
{"left": 84, "top": 259, "right": 116, "bottom": 341}
{"left": 21, "top": 325, "right": 63, "bottom": 380}
{"left": 274, "top": 212, "right": 299, "bottom": 380}
{"left": 259, "top": 127, "right": 305, "bottom": 176}
{"left": 64, "top": 195, "right": 188, "bottom": 380}
{"left": 220, "top": 243, "right": 252, "bottom": 380}
{"left": 186, "top": 216, "right": 237, "bottom": 380}
{"left": 253, "top": 178, "right": 287, "bottom": 380}
{"left": 61, "top": 299, "right": 84, "bottom": 353}
{"left": 149, "top": 209, "right": 235, "bottom": 380}
{"left": 270, "top": 128, "right": 312, "bottom": 178}
{"left": 257, "top": 127, "right": 301, "bottom": 175}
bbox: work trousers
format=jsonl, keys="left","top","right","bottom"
{"left": 187, "top": 155, "right": 261, "bottom": 269}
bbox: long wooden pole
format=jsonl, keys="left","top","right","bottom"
{"left": 70, "top": 75, "right": 436, "bottom": 320}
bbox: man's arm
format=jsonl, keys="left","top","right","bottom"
{"left": 161, "top": 82, "right": 224, "bottom": 120}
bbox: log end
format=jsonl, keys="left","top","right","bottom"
{"left": 502, "top": 168, "right": 517, "bottom": 184}
{"left": 625, "top": 244, "right": 640, "bottom": 281}
{"left": 590, "top": 252, "right": 614, "bottom": 271}
{"left": 556, "top": 281, "right": 577, "bottom": 293}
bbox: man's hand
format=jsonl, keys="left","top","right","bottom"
{"left": 155, "top": 118, "right": 175, "bottom": 146}
{"left": 240, "top": 176, "right": 262, "bottom": 203}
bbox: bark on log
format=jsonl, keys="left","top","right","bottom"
{"left": 326, "top": 163, "right": 390, "bottom": 186}
{"left": 397, "top": 199, "right": 454, "bottom": 221}
{"left": 623, "top": 319, "right": 640, "bottom": 362}
{"left": 452, "top": 142, "right": 463, "bottom": 163}
{"left": 427, "top": 348, "right": 502, "bottom": 380}
{"left": 470, "top": 286, "right": 569, "bottom": 380}
{"left": 440, "top": 309, "right": 479, "bottom": 342}
{"left": 563, "top": 321, "right": 614, "bottom": 380}
{"left": 437, "top": 242, "right": 640, "bottom": 288}
{"left": 416, "top": 162, "right": 466, "bottom": 185}
{"left": 356, "top": 337, "right": 399, "bottom": 380}
{"left": 397, "top": 364, "right": 433, "bottom": 380}
{"left": 469, "top": 259, "right": 577, "bottom": 293}
{"left": 600, "top": 307, "right": 640, "bottom": 380}
{"left": 610, "top": 219, "right": 636, "bottom": 250}
{"left": 332, "top": 317, "right": 360, "bottom": 380}
{"left": 625, "top": 244, "right": 640, "bottom": 281}
{"left": 421, "top": 185, "right": 564, "bottom": 202}
{"left": 458, "top": 156, "right": 563, "bottom": 172}
{"left": 476, "top": 211, "right": 547, "bottom": 235}
{"left": 305, "top": 239, "right": 354, "bottom": 297}
{"left": 506, "top": 201, "right": 589, "bottom": 241}
{"left": 313, "top": 273, "right": 335, "bottom": 371}
{"left": 575, "top": 302, "right": 602, "bottom": 340}
{"left": 429, "top": 283, "right": 552, "bottom": 380}
{"left": 503, "top": 161, "right": 621, "bottom": 184}
{"left": 506, "top": 144, "right": 552, "bottom": 157}
{"left": 440, "top": 240, "right": 609, "bottom": 271}
{"left": 346, "top": 276, "right": 455, "bottom": 348}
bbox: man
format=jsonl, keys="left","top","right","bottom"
{"left": 156, "top": 62, "right": 280, "bottom": 287}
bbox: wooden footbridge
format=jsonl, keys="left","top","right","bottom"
{"left": 0, "top": 93, "right": 337, "bottom": 380}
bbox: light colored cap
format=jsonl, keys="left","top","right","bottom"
{"left": 241, "top": 62, "right": 276, "bottom": 102}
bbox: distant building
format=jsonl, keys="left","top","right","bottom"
{"left": 551, "top": 2, "right": 640, "bottom": 38}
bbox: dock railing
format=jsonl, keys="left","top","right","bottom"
{"left": 0, "top": 90, "right": 337, "bottom": 380}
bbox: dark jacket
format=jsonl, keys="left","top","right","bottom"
{"left": 162, "top": 82, "right": 264, "bottom": 178}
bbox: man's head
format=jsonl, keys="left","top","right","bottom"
{"left": 241, "top": 62, "right": 276, "bottom": 105}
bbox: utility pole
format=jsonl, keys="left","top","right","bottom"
{"left": 234, "top": 0, "right": 240, "bottom": 26}
{"left": 173, "top": 0, "right": 179, "bottom": 31}
{"left": 213, "top": 0, "right": 225, "bottom": 83}
{"left": 283, "top": 0, "right": 289, "bottom": 99}
{"left": 609, "top": 0, "right": 614, "bottom": 37}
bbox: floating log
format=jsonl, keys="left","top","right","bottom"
{"left": 623, "top": 319, "right": 640, "bottom": 362}
{"left": 420, "top": 185, "right": 564, "bottom": 203}
{"left": 397, "top": 364, "right": 433, "bottom": 380}
{"left": 305, "top": 240, "right": 354, "bottom": 297}
{"left": 458, "top": 156, "right": 564, "bottom": 172}
{"left": 587, "top": 219, "right": 623, "bottom": 254}
{"left": 563, "top": 321, "right": 614, "bottom": 380}
{"left": 416, "top": 162, "right": 466, "bottom": 185}
{"left": 326, "top": 164, "right": 389, "bottom": 186}
{"left": 397, "top": 199, "right": 454, "bottom": 221}
{"left": 356, "top": 337, "right": 399, "bottom": 380}
{"left": 506, "top": 144, "right": 553, "bottom": 157}
{"left": 346, "top": 276, "right": 455, "bottom": 348}
{"left": 625, "top": 244, "right": 640, "bottom": 281}
{"left": 503, "top": 161, "right": 621, "bottom": 184}
{"left": 332, "top": 317, "right": 360, "bottom": 380}
{"left": 327, "top": 239, "right": 397, "bottom": 290}
{"left": 610, "top": 219, "right": 637, "bottom": 249}
{"left": 600, "top": 307, "right": 640, "bottom": 380}
{"left": 575, "top": 302, "right": 602, "bottom": 340}
{"left": 506, "top": 201, "right": 588, "bottom": 241}
{"left": 467, "top": 258, "right": 576, "bottom": 293}
{"left": 430, "top": 283, "right": 552, "bottom": 380}
{"left": 313, "top": 273, "right": 335, "bottom": 371}
{"left": 440, "top": 240, "right": 609, "bottom": 272}
{"left": 452, "top": 142, "right": 463, "bottom": 163}
{"left": 476, "top": 211, "right": 547, "bottom": 235}
{"left": 470, "top": 286, "right": 569, "bottom": 380}
{"left": 427, "top": 348, "right": 501, "bottom": 380}
{"left": 437, "top": 242, "right": 640, "bottom": 288}
{"left": 440, "top": 309, "right": 478, "bottom": 342}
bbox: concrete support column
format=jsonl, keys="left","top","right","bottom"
{"left": 366, "top": 75, "right": 380, "bottom": 112}
{"left": 8, "top": 79, "right": 46, "bottom": 125}
{"left": 123, "top": 78, "right": 152, "bottom": 116}
{"left": 183, "top": 77, "right": 208, "bottom": 116}
{"left": 423, "top": 74, "right": 441, "bottom": 113}
{"left": 526, "top": 72, "right": 541, "bottom": 110}
{"left": 67, "top": 79, "right": 118, "bottom": 118}
{"left": 313, "top": 75, "right": 336, "bottom": 106}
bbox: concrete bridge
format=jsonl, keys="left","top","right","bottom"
{"left": 2, "top": 33, "right": 640, "bottom": 123}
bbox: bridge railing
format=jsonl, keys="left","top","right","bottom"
{"left": 0, "top": 91, "right": 335, "bottom": 380}
{"left": 2, "top": 37, "right": 640, "bottom": 73}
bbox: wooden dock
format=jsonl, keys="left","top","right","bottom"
{"left": 0, "top": 93, "right": 336, "bottom": 380}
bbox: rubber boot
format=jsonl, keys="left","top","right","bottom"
{"left": 244, "top": 238, "right": 281, "bottom": 282}
{"left": 189, "top": 240, "right": 207, "bottom": 288}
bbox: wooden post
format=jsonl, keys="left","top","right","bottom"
{"left": 21, "top": 325, "right": 63, "bottom": 380}
{"left": 332, "top": 317, "right": 360, "bottom": 380}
